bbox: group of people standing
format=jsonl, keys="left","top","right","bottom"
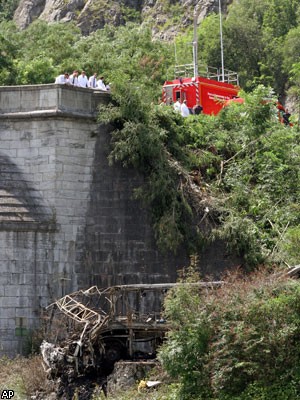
{"left": 55, "top": 70, "right": 110, "bottom": 91}
{"left": 172, "top": 98, "right": 203, "bottom": 117}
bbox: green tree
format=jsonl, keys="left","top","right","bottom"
{"left": 197, "top": 14, "right": 221, "bottom": 70}
{"left": 98, "top": 82, "right": 198, "bottom": 253}
{"left": 282, "top": 26, "right": 300, "bottom": 80}
{"left": 0, "top": 0, "right": 18, "bottom": 22}
{"left": 184, "top": 85, "right": 300, "bottom": 267}
{"left": 223, "top": 14, "right": 263, "bottom": 90}
{"left": 0, "top": 21, "right": 19, "bottom": 84}
{"left": 14, "top": 57, "right": 56, "bottom": 85}
{"left": 221, "top": 0, "right": 300, "bottom": 92}
{"left": 13, "top": 21, "right": 81, "bottom": 84}
{"left": 76, "top": 23, "right": 172, "bottom": 101}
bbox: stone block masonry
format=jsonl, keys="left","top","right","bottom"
{"left": 0, "top": 84, "right": 189, "bottom": 356}
{"left": 0, "top": 85, "right": 111, "bottom": 356}
{"left": 0, "top": 84, "right": 240, "bottom": 356}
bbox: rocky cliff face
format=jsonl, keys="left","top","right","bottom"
{"left": 13, "top": 0, "right": 232, "bottom": 38}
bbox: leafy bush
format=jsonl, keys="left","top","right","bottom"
{"left": 98, "top": 83, "right": 197, "bottom": 253}
{"left": 0, "top": 0, "right": 18, "bottom": 22}
{"left": 99, "top": 82, "right": 300, "bottom": 267}
{"left": 159, "top": 267, "right": 300, "bottom": 400}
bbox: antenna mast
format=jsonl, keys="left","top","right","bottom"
{"left": 219, "top": 0, "right": 225, "bottom": 82}
{"left": 193, "top": 7, "right": 198, "bottom": 78}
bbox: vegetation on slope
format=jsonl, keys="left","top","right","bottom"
{"left": 159, "top": 265, "right": 300, "bottom": 400}
{"left": 99, "top": 83, "right": 300, "bottom": 269}
{"left": 0, "top": 0, "right": 18, "bottom": 21}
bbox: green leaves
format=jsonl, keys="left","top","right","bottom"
{"left": 99, "top": 83, "right": 195, "bottom": 253}
{"left": 178, "top": 84, "right": 299, "bottom": 268}
{"left": 75, "top": 23, "right": 171, "bottom": 101}
{"left": 159, "top": 269, "right": 300, "bottom": 399}
{"left": 101, "top": 80, "right": 300, "bottom": 267}
{"left": 0, "top": 0, "right": 18, "bottom": 22}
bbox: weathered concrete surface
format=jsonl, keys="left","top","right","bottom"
{"left": 80, "top": 126, "right": 184, "bottom": 288}
{"left": 0, "top": 83, "right": 107, "bottom": 116}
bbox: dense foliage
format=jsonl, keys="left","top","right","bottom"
{"left": 0, "top": 19, "right": 171, "bottom": 100}
{"left": 175, "top": 0, "right": 300, "bottom": 95}
{"left": 0, "top": 0, "right": 18, "bottom": 21}
{"left": 98, "top": 83, "right": 198, "bottom": 252}
{"left": 191, "top": 87, "right": 300, "bottom": 268}
{"left": 100, "top": 83, "right": 300, "bottom": 268}
{"left": 159, "top": 267, "right": 300, "bottom": 400}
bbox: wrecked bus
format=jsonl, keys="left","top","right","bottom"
{"left": 41, "top": 282, "right": 222, "bottom": 377}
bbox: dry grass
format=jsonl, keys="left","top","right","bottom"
{"left": 20, "top": 355, "right": 54, "bottom": 396}
{"left": 0, "top": 355, "right": 171, "bottom": 400}
{"left": 0, "top": 355, "right": 54, "bottom": 399}
{"left": 0, "top": 356, "right": 27, "bottom": 399}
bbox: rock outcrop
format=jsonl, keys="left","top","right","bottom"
{"left": 14, "top": 0, "right": 233, "bottom": 37}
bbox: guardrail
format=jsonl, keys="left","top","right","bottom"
{"left": 174, "top": 63, "right": 239, "bottom": 85}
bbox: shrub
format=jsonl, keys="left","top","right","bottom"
{"left": 159, "top": 267, "right": 300, "bottom": 400}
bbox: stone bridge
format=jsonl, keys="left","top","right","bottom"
{"left": 0, "top": 84, "right": 237, "bottom": 356}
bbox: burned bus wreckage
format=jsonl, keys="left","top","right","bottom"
{"left": 41, "top": 282, "right": 222, "bottom": 381}
{"left": 42, "top": 284, "right": 168, "bottom": 379}
{"left": 39, "top": 268, "right": 299, "bottom": 398}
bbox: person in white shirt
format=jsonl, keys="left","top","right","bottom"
{"left": 55, "top": 73, "right": 70, "bottom": 84}
{"left": 69, "top": 70, "right": 79, "bottom": 86}
{"left": 88, "top": 72, "right": 98, "bottom": 88}
{"left": 173, "top": 99, "right": 181, "bottom": 113}
{"left": 78, "top": 71, "right": 89, "bottom": 88}
{"left": 181, "top": 100, "right": 190, "bottom": 117}
{"left": 96, "top": 76, "right": 107, "bottom": 91}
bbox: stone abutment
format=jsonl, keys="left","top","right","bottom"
{"left": 0, "top": 84, "right": 239, "bottom": 356}
{"left": 0, "top": 84, "right": 187, "bottom": 356}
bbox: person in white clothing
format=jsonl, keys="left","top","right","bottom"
{"left": 88, "top": 72, "right": 98, "bottom": 88}
{"left": 181, "top": 100, "right": 190, "bottom": 117}
{"left": 69, "top": 70, "right": 79, "bottom": 86}
{"left": 173, "top": 99, "right": 181, "bottom": 113}
{"left": 96, "top": 76, "right": 107, "bottom": 91}
{"left": 78, "top": 71, "right": 89, "bottom": 88}
{"left": 55, "top": 73, "right": 70, "bottom": 84}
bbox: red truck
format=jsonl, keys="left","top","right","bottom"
{"left": 162, "top": 71, "right": 239, "bottom": 115}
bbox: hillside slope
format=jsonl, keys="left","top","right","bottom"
{"left": 13, "top": 0, "right": 233, "bottom": 37}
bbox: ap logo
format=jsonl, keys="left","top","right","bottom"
{"left": 1, "top": 390, "right": 15, "bottom": 399}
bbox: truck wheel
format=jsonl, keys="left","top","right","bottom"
{"left": 104, "top": 340, "right": 125, "bottom": 364}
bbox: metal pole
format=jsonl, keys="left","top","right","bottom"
{"left": 193, "top": 8, "right": 198, "bottom": 78}
{"left": 219, "top": 0, "right": 225, "bottom": 82}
